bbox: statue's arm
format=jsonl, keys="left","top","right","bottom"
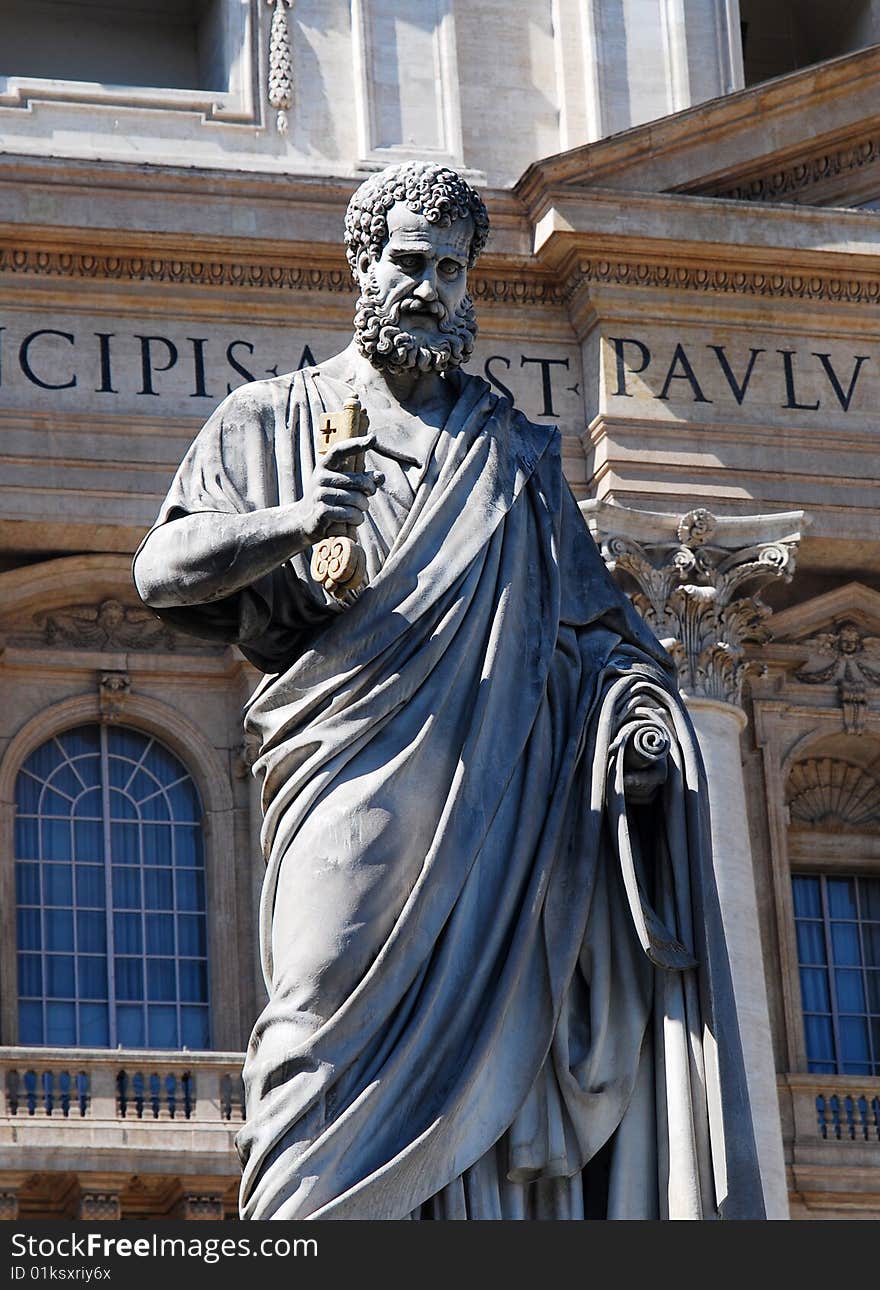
{"left": 134, "top": 435, "right": 380, "bottom": 609}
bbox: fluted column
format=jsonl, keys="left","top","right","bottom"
{"left": 584, "top": 501, "right": 806, "bottom": 1220}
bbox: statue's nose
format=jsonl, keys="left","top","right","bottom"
{"left": 413, "top": 277, "right": 438, "bottom": 301}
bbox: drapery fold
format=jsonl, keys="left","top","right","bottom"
{"left": 137, "top": 368, "right": 764, "bottom": 1221}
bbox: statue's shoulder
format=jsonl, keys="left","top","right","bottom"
{"left": 458, "top": 368, "right": 561, "bottom": 475}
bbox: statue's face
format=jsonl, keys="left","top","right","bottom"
{"left": 358, "top": 204, "right": 473, "bottom": 335}
{"left": 353, "top": 203, "right": 477, "bottom": 376}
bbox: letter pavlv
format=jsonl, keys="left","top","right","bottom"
{"left": 134, "top": 160, "right": 765, "bottom": 1221}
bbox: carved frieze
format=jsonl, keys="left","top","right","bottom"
{"left": 584, "top": 502, "right": 804, "bottom": 706}
{"left": 787, "top": 758, "right": 880, "bottom": 832}
{"left": 562, "top": 256, "right": 880, "bottom": 306}
{"left": 35, "top": 599, "right": 176, "bottom": 651}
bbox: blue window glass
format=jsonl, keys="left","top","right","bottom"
{"left": 46, "top": 1001, "right": 76, "bottom": 1045}
{"left": 75, "top": 865, "right": 104, "bottom": 907}
{"left": 79, "top": 1003, "right": 109, "bottom": 1047}
{"left": 15, "top": 817, "right": 39, "bottom": 859}
{"left": 144, "top": 869, "right": 174, "bottom": 910}
{"left": 18, "top": 1001, "right": 43, "bottom": 1044}
{"left": 116, "top": 1005, "right": 145, "bottom": 1048}
{"left": 793, "top": 873, "right": 880, "bottom": 1075}
{"left": 181, "top": 1006, "right": 210, "bottom": 1050}
{"left": 14, "top": 724, "right": 210, "bottom": 1049}
{"left": 148, "top": 1005, "right": 177, "bottom": 1048}
{"left": 146, "top": 914, "right": 175, "bottom": 956}
{"left": 15, "top": 863, "right": 40, "bottom": 905}
{"left": 17, "top": 909, "right": 41, "bottom": 951}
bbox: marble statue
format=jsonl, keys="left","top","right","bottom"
{"left": 133, "top": 161, "right": 764, "bottom": 1220}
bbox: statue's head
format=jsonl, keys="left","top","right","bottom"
{"left": 344, "top": 162, "right": 490, "bottom": 376}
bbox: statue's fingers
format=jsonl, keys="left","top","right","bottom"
{"left": 322, "top": 433, "right": 375, "bottom": 467}
{"left": 319, "top": 470, "right": 380, "bottom": 494}
{"left": 320, "top": 486, "right": 371, "bottom": 510}
{"left": 321, "top": 501, "right": 368, "bottom": 525}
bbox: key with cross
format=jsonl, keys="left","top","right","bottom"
{"left": 310, "top": 395, "right": 370, "bottom": 599}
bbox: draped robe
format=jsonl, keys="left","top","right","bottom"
{"left": 136, "top": 365, "right": 765, "bottom": 1220}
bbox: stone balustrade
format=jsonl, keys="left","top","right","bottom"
{"left": 0, "top": 1047, "right": 244, "bottom": 1171}
{"left": 779, "top": 1074, "right": 880, "bottom": 1216}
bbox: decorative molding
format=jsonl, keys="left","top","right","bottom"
{"left": 0, "top": 244, "right": 565, "bottom": 307}
{"left": 266, "top": 0, "right": 293, "bottom": 135}
{"left": 562, "top": 257, "right": 880, "bottom": 306}
{"left": 35, "top": 600, "right": 176, "bottom": 652}
{"left": 794, "top": 620, "right": 880, "bottom": 735}
{"left": 787, "top": 758, "right": 880, "bottom": 832}
{"left": 0, "top": 245, "right": 354, "bottom": 293}
{"left": 584, "top": 501, "right": 804, "bottom": 706}
{"left": 703, "top": 138, "right": 880, "bottom": 204}
{"left": 11, "top": 236, "right": 878, "bottom": 308}
{"left": 0, "top": 1192, "right": 18, "bottom": 1220}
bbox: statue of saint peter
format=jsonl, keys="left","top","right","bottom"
{"left": 134, "top": 162, "right": 763, "bottom": 1220}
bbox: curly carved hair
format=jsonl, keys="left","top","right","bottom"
{"left": 344, "top": 161, "right": 490, "bottom": 275}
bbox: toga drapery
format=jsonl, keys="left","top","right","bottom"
{"left": 137, "top": 365, "right": 765, "bottom": 1220}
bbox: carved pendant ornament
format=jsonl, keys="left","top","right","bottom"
{"left": 267, "top": 0, "right": 293, "bottom": 135}
{"left": 585, "top": 503, "right": 803, "bottom": 707}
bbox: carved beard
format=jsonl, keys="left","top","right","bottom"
{"left": 353, "top": 277, "right": 478, "bottom": 376}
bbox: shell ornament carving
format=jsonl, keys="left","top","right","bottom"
{"left": 786, "top": 758, "right": 880, "bottom": 831}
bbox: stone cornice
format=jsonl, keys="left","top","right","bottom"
{"left": 515, "top": 46, "right": 880, "bottom": 205}
{"left": 693, "top": 135, "right": 880, "bottom": 205}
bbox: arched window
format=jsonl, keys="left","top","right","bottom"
{"left": 15, "top": 724, "right": 210, "bottom": 1050}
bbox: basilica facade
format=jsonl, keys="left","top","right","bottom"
{"left": 0, "top": 0, "right": 879, "bottom": 1219}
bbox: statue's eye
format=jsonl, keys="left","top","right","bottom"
{"left": 395, "top": 254, "right": 422, "bottom": 273}
{"left": 439, "top": 259, "right": 462, "bottom": 278}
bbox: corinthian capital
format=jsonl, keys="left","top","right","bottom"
{"left": 582, "top": 501, "right": 806, "bottom": 706}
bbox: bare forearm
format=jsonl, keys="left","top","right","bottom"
{"left": 133, "top": 506, "right": 312, "bottom": 608}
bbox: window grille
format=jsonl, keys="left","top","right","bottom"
{"left": 15, "top": 724, "right": 210, "bottom": 1050}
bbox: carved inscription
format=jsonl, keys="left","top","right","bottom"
{"left": 606, "top": 335, "right": 873, "bottom": 413}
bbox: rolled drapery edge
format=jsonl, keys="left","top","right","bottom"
{"left": 601, "top": 676, "right": 698, "bottom": 971}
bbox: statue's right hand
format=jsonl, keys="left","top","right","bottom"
{"left": 300, "top": 434, "right": 383, "bottom": 542}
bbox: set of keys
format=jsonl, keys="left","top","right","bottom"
{"left": 310, "top": 395, "right": 370, "bottom": 600}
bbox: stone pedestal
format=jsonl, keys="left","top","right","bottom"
{"left": 584, "top": 499, "right": 806, "bottom": 1220}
